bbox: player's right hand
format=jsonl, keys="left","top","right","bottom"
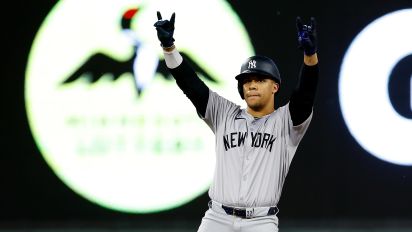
{"left": 154, "top": 11, "right": 175, "bottom": 48}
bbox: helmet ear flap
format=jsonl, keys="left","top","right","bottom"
{"left": 238, "top": 81, "right": 244, "bottom": 99}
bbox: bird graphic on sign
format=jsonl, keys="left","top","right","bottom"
{"left": 61, "top": 7, "right": 217, "bottom": 97}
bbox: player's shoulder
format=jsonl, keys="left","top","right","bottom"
{"left": 274, "top": 102, "right": 290, "bottom": 114}
{"left": 265, "top": 103, "right": 290, "bottom": 121}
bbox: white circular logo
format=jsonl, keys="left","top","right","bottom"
{"left": 339, "top": 9, "right": 412, "bottom": 166}
{"left": 25, "top": 0, "right": 254, "bottom": 213}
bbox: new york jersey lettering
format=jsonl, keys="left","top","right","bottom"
{"left": 223, "top": 132, "right": 248, "bottom": 150}
{"left": 223, "top": 132, "right": 276, "bottom": 152}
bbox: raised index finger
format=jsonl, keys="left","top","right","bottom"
{"left": 157, "top": 11, "right": 162, "bottom": 20}
{"left": 310, "top": 17, "right": 316, "bottom": 31}
{"left": 296, "top": 16, "right": 303, "bottom": 31}
{"left": 170, "top": 12, "right": 175, "bottom": 25}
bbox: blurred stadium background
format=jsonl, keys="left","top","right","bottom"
{"left": 2, "top": 0, "right": 412, "bottom": 231}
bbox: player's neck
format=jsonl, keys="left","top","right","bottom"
{"left": 246, "top": 104, "right": 275, "bottom": 118}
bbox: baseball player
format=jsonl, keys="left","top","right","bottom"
{"left": 154, "top": 11, "right": 319, "bottom": 232}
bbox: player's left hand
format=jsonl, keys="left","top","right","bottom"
{"left": 296, "top": 17, "right": 317, "bottom": 56}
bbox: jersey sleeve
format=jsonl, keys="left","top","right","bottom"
{"left": 201, "top": 90, "right": 240, "bottom": 133}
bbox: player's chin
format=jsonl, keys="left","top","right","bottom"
{"left": 245, "top": 99, "right": 256, "bottom": 106}
{"left": 245, "top": 95, "right": 260, "bottom": 102}
{"left": 246, "top": 100, "right": 262, "bottom": 109}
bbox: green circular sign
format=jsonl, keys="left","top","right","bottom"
{"left": 25, "top": 0, "right": 254, "bottom": 213}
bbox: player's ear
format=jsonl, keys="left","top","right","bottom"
{"left": 272, "top": 82, "right": 279, "bottom": 94}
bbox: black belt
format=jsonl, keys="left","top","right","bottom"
{"left": 221, "top": 204, "right": 279, "bottom": 219}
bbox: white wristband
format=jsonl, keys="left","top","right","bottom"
{"left": 163, "top": 48, "right": 183, "bottom": 69}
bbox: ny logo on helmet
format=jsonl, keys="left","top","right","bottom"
{"left": 248, "top": 60, "right": 256, "bottom": 69}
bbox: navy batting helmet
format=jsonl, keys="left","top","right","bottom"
{"left": 235, "top": 55, "right": 281, "bottom": 99}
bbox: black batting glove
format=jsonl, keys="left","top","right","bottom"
{"left": 153, "top": 11, "right": 175, "bottom": 48}
{"left": 296, "top": 17, "right": 317, "bottom": 56}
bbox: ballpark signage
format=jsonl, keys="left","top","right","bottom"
{"left": 339, "top": 9, "right": 412, "bottom": 166}
{"left": 25, "top": 0, "right": 254, "bottom": 213}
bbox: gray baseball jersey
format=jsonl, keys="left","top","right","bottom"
{"left": 202, "top": 90, "right": 312, "bottom": 208}
{"left": 163, "top": 49, "right": 313, "bottom": 208}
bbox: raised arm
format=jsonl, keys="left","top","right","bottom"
{"left": 289, "top": 17, "right": 320, "bottom": 126}
{"left": 154, "top": 12, "right": 209, "bottom": 117}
